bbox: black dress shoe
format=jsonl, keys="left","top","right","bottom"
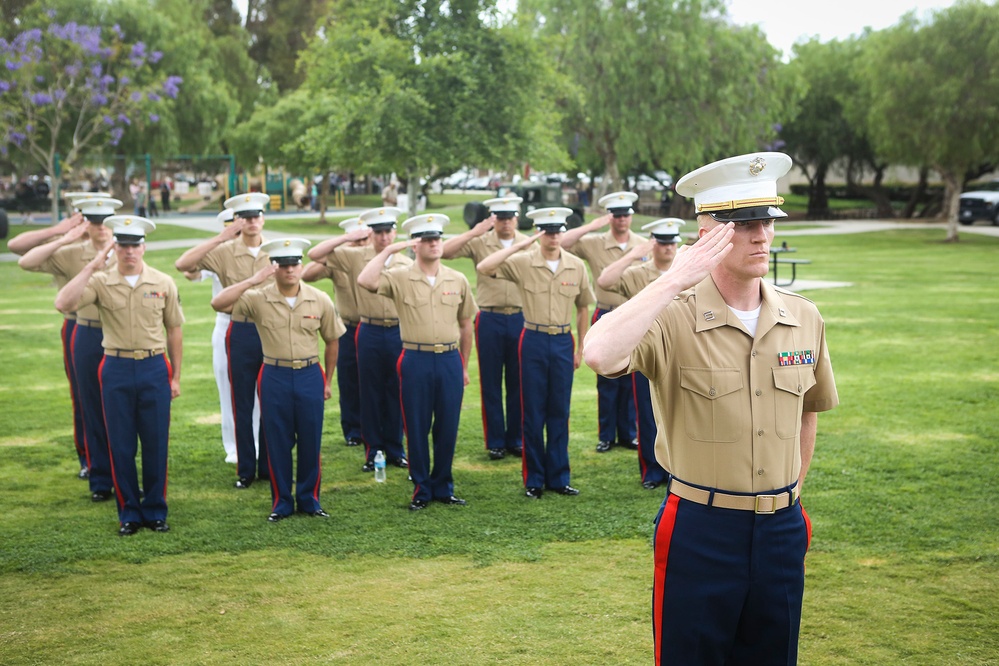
{"left": 434, "top": 495, "right": 467, "bottom": 506}
{"left": 257, "top": 473, "right": 270, "bottom": 482}
{"left": 409, "top": 499, "right": 429, "bottom": 511}
{"left": 391, "top": 457, "right": 409, "bottom": 469}
{"left": 91, "top": 490, "right": 113, "bottom": 502}
{"left": 145, "top": 520, "right": 170, "bottom": 532}
{"left": 345, "top": 438, "right": 362, "bottom": 447}
{"left": 361, "top": 461, "right": 375, "bottom": 473}
{"left": 118, "top": 522, "right": 142, "bottom": 536}
{"left": 624, "top": 438, "right": 639, "bottom": 450}
{"left": 303, "top": 509, "right": 330, "bottom": 518}
{"left": 267, "top": 512, "right": 288, "bottom": 522}
{"left": 506, "top": 446, "right": 523, "bottom": 456}
{"left": 234, "top": 477, "right": 253, "bottom": 489}
{"left": 525, "top": 487, "right": 544, "bottom": 499}
{"left": 550, "top": 485, "right": 580, "bottom": 496}
{"left": 595, "top": 440, "right": 613, "bottom": 453}
{"left": 488, "top": 449, "right": 505, "bottom": 460}
{"left": 78, "top": 466, "right": 90, "bottom": 479}
{"left": 642, "top": 480, "right": 661, "bottom": 490}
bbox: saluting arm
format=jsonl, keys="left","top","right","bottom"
{"left": 173, "top": 218, "right": 244, "bottom": 273}
{"left": 166, "top": 325, "right": 182, "bottom": 399}
{"left": 54, "top": 238, "right": 113, "bottom": 314}
{"left": 475, "top": 232, "right": 541, "bottom": 276}
{"left": 210, "top": 262, "right": 276, "bottom": 313}
{"left": 7, "top": 212, "right": 85, "bottom": 256}
{"left": 301, "top": 261, "right": 326, "bottom": 283}
{"left": 560, "top": 213, "right": 610, "bottom": 249}
{"left": 356, "top": 239, "right": 416, "bottom": 292}
{"left": 18, "top": 221, "right": 89, "bottom": 271}
{"left": 307, "top": 227, "right": 370, "bottom": 262}
{"left": 441, "top": 217, "right": 493, "bottom": 259}
{"left": 583, "top": 222, "right": 736, "bottom": 377}
{"left": 595, "top": 240, "right": 654, "bottom": 290}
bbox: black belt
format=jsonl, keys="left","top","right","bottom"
{"left": 480, "top": 306, "right": 522, "bottom": 315}
{"left": 360, "top": 316, "right": 400, "bottom": 327}
{"left": 105, "top": 349, "right": 164, "bottom": 360}
{"left": 263, "top": 356, "right": 320, "bottom": 369}
{"left": 595, "top": 302, "right": 618, "bottom": 312}
{"left": 343, "top": 319, "right": 359, "bottom": 327}
{"left": 401, "top": 342, "right": 459, "bottom": 353}
{"left": 524, "top": 322, "right": 571, "bottom": 335}
{"left": 75, "top": 318, "right": 102, "bottom": 329}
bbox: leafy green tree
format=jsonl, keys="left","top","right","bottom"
{"left": 246, "top": 0, "right": 332, "bottom": 93}
{"left": 861, "top": 1, "right": 999, "bottom": 241}
{"left": 294, "top": 0, "right": 567, "bottom": 215}
{"left": 521, "top": 0, "right": 795, "bottom": 206}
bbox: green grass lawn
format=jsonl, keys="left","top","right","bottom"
{"left": 0, "top": 225, "right": 996, "bottom": 664}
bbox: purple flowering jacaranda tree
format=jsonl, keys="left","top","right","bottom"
{"left": 0, "top": 16, "right": 181, "bottom": 221}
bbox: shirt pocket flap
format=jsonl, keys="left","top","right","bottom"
{"left": 679, "top": 367, "right": 743, "bottom": 400}
{"left": 772, "top": 366, "right": 817, "bottom": 397}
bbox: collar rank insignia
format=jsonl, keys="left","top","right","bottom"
{"left": 778, "top": 350, "right": 814, "bottom": 366}
{"left": 703, "top": 310, "right": 715, "bottom": 321}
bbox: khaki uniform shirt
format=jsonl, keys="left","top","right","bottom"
{"left": 329, "top": 245, "right": 413, "bottom": 320}
{"left": 31, "top": 240, "right": 117, "bottom": 322}
{"left": 609, "top": 261, "right": 667, "bottom": 301}
{"left": 495, "top": 248, "right": 595, "bottom": 327}
{"left": 377, "top": 263, "right": 477, "bottom": 344}
{"left": 311, "top": 261, "right": 361, "bottom": 324}
{"left": 618, "top": 276, "right": 838, "bottom": 493}
{"left": 232, "top": 282, "right": 345, "bottom": 360}
{"left": 450, "top": 230, "right": 528, "bottom": 308}
{"left": 197, "top": 237, "right": 271, "bottom": 288}
{"left": 572, "top": 230, "right": 645, "bottom": 308}
{"left": 78, "top": 264, "right": 185, "bottom": 350}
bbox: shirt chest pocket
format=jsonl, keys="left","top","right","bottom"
{"left": 103, "top": 292, "right": 129, "bottom": 311}
{"left": 439, "top": 292, "right": 460, "bottom": 307}
{"left": 141, "top": 296, "right": 165, "bottom": 312}
{"left": 679, "top": 367, "right": 744, "bottom": 443}
{"left": 299, "top": 316, "right": 321, "bottom": 333}
{"left": 772, "top": 367, "right": 817, "bottom": 439}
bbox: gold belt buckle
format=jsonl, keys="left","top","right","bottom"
{"left": 292, "top": 359, "right": 304, "bottom": 369}
{"left": 755, "top": 494, "right": 778, "bottom": 514}
{"left": 134, "top": 350, "right": 148, "bottom": 360}
{"left": 434, "top": 343, "right": 444, "bottom": 353}
{"left": 548, "top": 325, "right": 559, "bottom": 335}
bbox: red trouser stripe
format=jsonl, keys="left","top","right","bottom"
{"left": 652, "top": 494, "right": 681, "bottom": 666}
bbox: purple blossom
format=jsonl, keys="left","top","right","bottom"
{"left": 162, "top": 75, "right": 182, "bottom": 99}
{"left": 109, "top": 127, "right": 124, "bottom": 146}
{"left": 117, "top": 113, "right": 130, "bottom": 126}
{"left": 102, "top": 115, "right": 114, "bottom": 125}
{"left": 147, "top": 91, "right": 160, "bottom": 102}
{"left": 9, "top": 131, "right": 26, "bottom": 146}
{"left": 150, "top": 51, "right": 163, "bottom": 64}
{"left": 65, "top": 61, "right": 81, "bottom": 77}
{"left": 53, "top": 88, "right": 65, "bottom": 101}
{"left": 149, "top": 113, "right": 159, "bottom": 123}
{"left": 91, "top": 92, "right": 108, "bottom": 105}
{"left": 119, "top": 75, "right": 130, "bottom": 85}
{"left": 112, "top": 25, "right": 123, "bottom": 40}
{"left": 46, "top": 9, "right": 56, "bottom": 18}
{"left": 130, "top": 91, "right": 142, "bottom": 102}
{"left": 6, "top": 60, "right": 22, "bottom": 71}
{"left": 90, "top": 62, "right": 102, "bottom": 78}
{"left": 30, "top": 92, "right": 52, "bottom": 105}
{"left": 99, "top": 74, "right": 115, "bottom": 88}
{"left": 25, "top": 123, "right": 33, "bottom": 132}
{"left": 0, "top": 80, "right": 11, "bottom": 93}
{"left": 35, "top": 75, "right": 44, "bottom": 83}
{"left": 131, "top": 42, "right": 146, "bottom": 59}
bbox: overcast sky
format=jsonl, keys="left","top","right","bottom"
{"left": 723, "top": 0, "right": 960, "bottom": 57}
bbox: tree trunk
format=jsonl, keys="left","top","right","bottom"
{"left": 317, "top": 171, "right": 329, "bottom": 224}
{"left": 48, "top": 155, "right": 59, "bottom": 224}
{"left": 901, "top": 167, "right": 929, "bottom": 219}
{"left": 940, "top": 169, "right": 961, "bottom": 242}
{"left": 406, "top": 167, "right": 419, "bottom": 217}
{"left": 806, "top": 164, "right": 830, "bottom": 219}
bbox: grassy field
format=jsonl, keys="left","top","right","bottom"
{"left": 0, "top": 220, "right": 996, "bottom": 665}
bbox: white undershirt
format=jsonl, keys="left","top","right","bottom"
{"left": 384, "top": 255, "right": 394, "bottom": 268}
{"left": 546, "top": 259, "right": 560, "bottom": 273}
{"left": 247, "top": 246, "right": 261, "bottom": 258}
{"left": 729, "top": 304, "right": 762, "bottom": 337}
{"left": 427, "top": 276, "right": 437, "bottom": 287}
{"left": 124, "top": 274, "right": 139, "bottom": 287}
{"left": 285, "top": 297, "right": 297, "bottom": 308}
{"left": 618, "top": 243, "right": 627, "bottom": 251}
{"left": 499, "top": 238, "right": 514, "bottom": 249}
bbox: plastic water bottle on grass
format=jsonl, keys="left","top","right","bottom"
{"left": 374, "top": 450, "right": 386, "bottom": 483}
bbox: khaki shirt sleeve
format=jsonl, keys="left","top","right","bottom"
{"left": 575, "top": 271, "right": 596, "bottom": 308}
{"left": 375, "top": 267, "right": 402, "bottom": 300}
{"left": 458, "top": 275, "right": 478, "bottom": 320}
{"left": 319, "top": 292, "right": 347, "bottom": 342}
{"left": 802, "top": 320, "right": 838, "bottom": 413}
{"left": 162, "top": 278, "right": 185, "bottom": 328}
{"left": 232, "top": 289, "right": 261, "bottom": 321}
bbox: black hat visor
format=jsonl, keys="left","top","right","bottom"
{"left": 707, "top": 205, "right": 787, "bottom": 223}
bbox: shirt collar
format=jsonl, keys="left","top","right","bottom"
{"left": 693, "top": 276, "right": 800, "bottom": 333}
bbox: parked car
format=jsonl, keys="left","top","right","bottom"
{"left": 959, "top": 180, "right": 999, "bottom": 225}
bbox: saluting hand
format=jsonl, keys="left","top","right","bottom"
{"left": 88, "top": 238, "right": 115, "bottom": 270}
{"left": 61, "top": 220, "right": 90, "bottom": 245}
{"left": 53, "top": 211, "right": 86, "bottom": 235}
{"left": 218, "top": 217, "right": 245, "bottom": 240}
{"left": 344, "top": 226, "right": 372, "bottom": 243}
{"left": 472, "top": 216, "right": 495, "bottom": 236}
{"left": 665, "top": 222, "right": 735, "bottom": 292}
{"left": 251, "top": 261, "right": 278, "bottom": 285}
